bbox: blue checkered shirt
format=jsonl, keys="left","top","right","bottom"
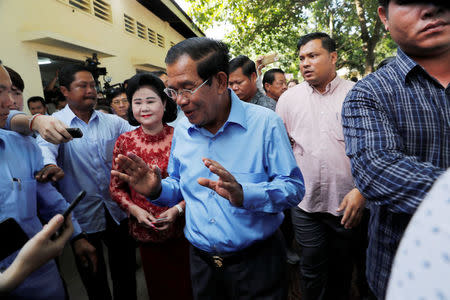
{"left": 342, "top": 48, "right": 450, "bottom": 299}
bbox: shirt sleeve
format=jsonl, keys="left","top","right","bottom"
{"left": 32, "top": 142, "right": 82, "bottom": 237}
{"left": 241, "top": 115, "right": 305, "bottom": 213}
{"left": 36, "top": 134, "right": 60, "bottom": 165}
{"left": 5, "top": 110, "right": 26, "bottom": 130}
{"left": 36, "top": 182, "right": 82, "bottom": 237}
{"left": 109, "top": 135, "right": 134, "bottom": 214}
{"left": 341, "top": 81, "right": 445, "bottom": 214}
{"left": 151, "top": 134, "right": 183, "bottom": 207}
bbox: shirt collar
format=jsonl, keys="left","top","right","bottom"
{"left": 250, "top": 90, "right": 263, "bottom": 104}
{"left": 187, "top": 89, "right": 247, "bottom": 135}
{"left": 394, "top": 48, "right": 421, "bottom": 83}
{"left": 307, "top": 74, "right": 341, "bottom": 95}
{"left": 61, "top": 105, "right": 98, "bottom": 125}
{"left": 0, "top": 129, "right": 6, "bottom": 149}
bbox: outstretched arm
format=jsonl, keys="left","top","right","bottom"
{"left": 10, "top": 114, "right": 72, "bottom": 144}
{"left": 0, "top": 214, "right": 73, "bottom": 293}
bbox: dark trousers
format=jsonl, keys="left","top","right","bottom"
{"left": 73, "top": 210, "right": 137, "bottom": 300}
{"left": 292, "top": 207, "right": 360, "bottom": 300}
{"left": 190, "top": 231, "right": 288, "bottom": 300}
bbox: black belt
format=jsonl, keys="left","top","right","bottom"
{"left": 193, "top": 231, "right": 279, "bottom": 268}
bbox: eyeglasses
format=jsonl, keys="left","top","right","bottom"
{"left": 111, "top": 99, "right": 128, "bottom": 105}
{"left": 164, "top": 78, "right": 209, "bottom": 100}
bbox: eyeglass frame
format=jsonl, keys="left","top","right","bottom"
{"left": 163, "top": 78, "right": 209, "bottom": 100}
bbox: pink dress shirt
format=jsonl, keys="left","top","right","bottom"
{"left": 276, "top": 76, "right": 355, "bottom": 215}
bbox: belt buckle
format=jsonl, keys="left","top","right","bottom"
{"left": 212, "top": 255, "right": 223, "bottom": 268}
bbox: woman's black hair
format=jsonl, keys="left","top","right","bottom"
{"left": 126, "top": 73, "right": 177, "bottom": 126}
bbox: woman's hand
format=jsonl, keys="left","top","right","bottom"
{"left": 151, "top": 207, "right": 179, "bottom": 231}
{"left": 128, "top": 205, "right": 157, "bottom": 229}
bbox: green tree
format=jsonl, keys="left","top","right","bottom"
{"left": 186, "top": 0, "right": 396, "bottom": 77}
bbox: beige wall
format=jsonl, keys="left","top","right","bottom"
{"left": 0, "top": 0, "right": 201, "bottom": 114}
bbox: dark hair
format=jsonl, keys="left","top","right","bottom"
{"left": 96, "top": 105, "right": 113, "bottom": 114}
{"left": 149, "top": 70, "right": 167, "bottom": 78}
{"left": 165, "top": 37, "right": 230, "bottom": 83}
{"left": 106, "top": 86, "right": 126, "bottom": 105}
{"left": 288, "top": 79, "right": 299, "bottom": 85}
{"left": 4, "top": 66, "right": 24, "bottom": 92}
{"left": 27, "top": 96, "right": 46, "bottom": 108}
{"left": 378, "top": 0, "right": 449, "bottom": 9}
{"left": 59, "top": 64, "right": 92, "bottom": 90}
{"left": 229, "top": 55, "right": 256, "bottom": 79}
{"left": 297, "top": 32, "right": 336, "bottom": 53}
{"left": 126, "top": 73, "right": 177, "bottom": 126}
{"left": 262, "top": 68, "right": 285, "bottom": 92}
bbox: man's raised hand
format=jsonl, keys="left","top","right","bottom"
{"left": 111, "top": 152, "right": 162, "bottom": 198}
{"left": 197, "top": 158, "right": 244, "bottom": 207}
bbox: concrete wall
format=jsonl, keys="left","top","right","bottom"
{"left": 0, "top": 0, "right": 198, "bottom": 113}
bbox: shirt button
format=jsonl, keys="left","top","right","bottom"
{"left": 209, "top": 191, "right": 215, "bottom": 196}
{"left": 210, "top": 218, "right": 215, "bottom": 223}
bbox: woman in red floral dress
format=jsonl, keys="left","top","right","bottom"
{"left": 110, "top": 73, "right": 192, "bottom": 299}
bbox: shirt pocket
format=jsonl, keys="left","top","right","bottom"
{"left": 228, "top": 172, "right": 268, "bottom": 215}
{"left": 328, "top": 121, "right": 345, "bottom": 142}
{"left": 99, "top": 137, "right": 117, "bottom": 165}
{"left": 0, "top": 178, "right": 37, "bottom": 221}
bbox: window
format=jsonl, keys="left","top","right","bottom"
{"left": 157, "top": 34, "right": 165, "bottom": 48}
{"left": 137, "top": 22, "right": 147, "bottom": 40}
{"left": 124, "top": 14, "right": 135, "bottom": 34}
{"left": 66, "top": 0, "right": 112, "bottom": 23}
{"left": 93, "top": 0, "right": 112, "bottom": 22}
{"left": 148, "top": 28, "right": 156, "bottom": 44}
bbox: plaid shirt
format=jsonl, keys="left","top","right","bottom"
{"left": 342, "top": 48, "right": 450, "bottom": 299}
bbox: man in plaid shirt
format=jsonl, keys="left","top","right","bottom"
{"left": 342, "top": 1, "right": 449, "bottom": 299}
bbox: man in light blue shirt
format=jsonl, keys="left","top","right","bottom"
{"left": 112, "top": 37, "right": 305, "bottom": 299}
{"left": 0, "top": 61, "right": 94, "bottom": 299}
{"left": 36, "top": 65, "right": 137, "bottom": 300}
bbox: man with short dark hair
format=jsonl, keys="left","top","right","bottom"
{"left": 36, "top": 64, "right": 137, "bottom": 300}
{"left": 229, "top": 55, "right": 276, "bottom": 110}
{"left": 263, "top": 68, "right": 288, "bottom": 101}
{"left": 277, "top": 32, "right": 366, "bottom": 300}
{"left": 0, "top": 61, "right": 94, "bottom": 300}
{"left": 342, "top": 1, "right": 449, "bottom": 299}
{"left": 112, "top": 37, "right": 305, "bottom": 299}
{"left": 27, "top": 96, "right": 47, "bottom": 115}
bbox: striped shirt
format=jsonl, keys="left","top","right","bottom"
{"left": 342, "top": 48, "right": 450, "bottom": 299}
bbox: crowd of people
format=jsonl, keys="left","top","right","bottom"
{"left": 0, "top": 0, "right": 448, "bottom": 299}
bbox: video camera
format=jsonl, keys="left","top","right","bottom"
{"left": 85, "top": 53, "right": 107, "bottom": 88}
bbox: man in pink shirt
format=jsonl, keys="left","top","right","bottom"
{"left": 276, "top": 32, "right": 366, "bottom": 300}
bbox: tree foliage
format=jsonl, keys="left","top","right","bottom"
{"left": 186, "top": 0, "right": 397, "bottom": 77}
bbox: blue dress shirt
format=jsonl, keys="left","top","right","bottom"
{"left": 153, "top": 90, "right": 305, "bottom": 253}
{"left": 36, "top": 106, "right": 135, "bottom": 233}
{"left": 342, "top": 48, "right": 449, "bottom": 299}
{"left": 0, "top": 129, "right": 82, "bottom": 299}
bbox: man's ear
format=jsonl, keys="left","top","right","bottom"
{"left": 264, "top": 82, "right": 270, "bottom": 93}
{"left": 216, "top": 71, "right": 229, "bottom": 94}
{"left": 60, "top": 86, "right": 69, "bottom": 98}
{"left": 330, "top": 51, "right": 338, "bottom": 66}
{"left": 251, "top": 72, "right": 257, "bottom": 83}
{"left": 378, "top": 6, "right": 389, "bottom": 31}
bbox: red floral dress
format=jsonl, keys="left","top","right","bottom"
{"left": 110, "top": 125, "right": 184, "bottom": 243}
